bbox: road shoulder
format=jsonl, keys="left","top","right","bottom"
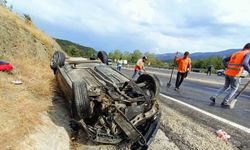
{"left": 159, "top": 95, "right": 250, "bottom": 149}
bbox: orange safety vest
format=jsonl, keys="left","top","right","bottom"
{"left": 176, "top": 57, "right": 191, "bottom": 73}
{"left": 225, "top": 50, "right": 249, "bottom": 77}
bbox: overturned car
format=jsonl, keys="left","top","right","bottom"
{"left": 50, "top": 51, "right": 161, "bottom": 149}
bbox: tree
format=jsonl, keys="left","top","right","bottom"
{"left": 67, "top": 45, "right": 81, "bottom": 57}
{"left": 144, "top": 52, "right": 154, "bottom": 65}
{"left": 131, "top": 50, "right": 142, "bottom": 63}
{"left": 107, "top": 49, "right": 166, "bottom": 67}
{"left": 122, "top": 51, "right": 130, "bottom": 60}
{"left": 113, "top": 49, "right": 122, "bottom": 60}
{"left": 23, "top": 13, "right": 32, "bottom": 25}
{"left": 9, "top": 4, "right": 13, "bottom": 11}
{"left": 144, "top": 52, "right": 166, "bottom": 67}
{"left": 108, "top": 52, "right": 114, "bottom": 60}
{"left": 192, "top": 56, "right": 224, "bottom": 70}
{"left": 0, "top": 0, "right": 7, "bottom": 7}
{"left": 85, "top": 49, "right": 94, "bottom": 58}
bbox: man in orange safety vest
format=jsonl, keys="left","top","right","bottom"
{"left": 210, "top": 43, "right": 250, "bottom": 108}
{"left": 175, "top": 51, "right": 191, "bottom": 91}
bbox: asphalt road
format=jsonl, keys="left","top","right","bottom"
{"left": 120, "top": 67, "right": 250, "bottom": 129}
{"left": 146, "top": 67, "right": 250, "bottom": 85}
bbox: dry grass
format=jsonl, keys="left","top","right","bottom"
{"left": 0, "top": 58, "right": 55, "bottom": 148}
{"left": 0, "top": 7, "right": 56, "bottom": 57}
{"left": 10, "top": 54, "right": 55, "bottom": 97}
{"left": 0, "top": 6, "right": 61, "bottom": 149}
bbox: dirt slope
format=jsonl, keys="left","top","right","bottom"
{"left": 0, "top": 6, "right": 62, "bottom": 149}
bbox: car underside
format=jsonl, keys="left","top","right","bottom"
{"left": 50, "top": 51, "right": 161, "bottom": 149}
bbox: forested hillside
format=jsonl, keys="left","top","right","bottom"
{"left": 55, "top": 38, "right": 96, "bottom": 57}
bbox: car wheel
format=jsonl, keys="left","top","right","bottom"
{"left": 136, "top": 74, "right": 160, "bottom": 99}
{"left": 50, "top": 51, "right": 65, "bottom": 73}
{"left": 97, "top": 51, "right": 108, "bottom": 65}
{"left": 72, "top": 81, "right": 92, "bottom": 119}
{"left": 217, "top": 72, "right": 223, "bottom": 76}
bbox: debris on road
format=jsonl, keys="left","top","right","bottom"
{"left": 159, "top": 99, "right": 237, "bottom": 150}
{"left": 11, "top": 80, "right": 22, "bottom": 85}
{"left": 216, "top": 129, "right": 231, "bottom": 140}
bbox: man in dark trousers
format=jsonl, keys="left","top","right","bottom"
{"left": 207, "top": 65, "right": 212, "bottom": 76}
{"left": 175, "top": 51, "right": 191, "bottom": 91}
{"left": 210, "top": 43, "right": 250, "bottom": 107}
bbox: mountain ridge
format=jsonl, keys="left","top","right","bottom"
{"left": 156, "top": 49, "right": 240, "bottom": 61}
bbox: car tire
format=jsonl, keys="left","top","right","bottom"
{"left": 72, "top": 81, "right": 92, "bottom": 119}
{"left": 217, "top": 72, "right": 223, "bottom": 76}
{"left": 136, "top": 74, "right": 160, "bottom": 99}
{"left": 97, "top": 51, "right": 108, "bottom": 65}
{"left": 50, "top": 51, "right": 65, "bottom": 73}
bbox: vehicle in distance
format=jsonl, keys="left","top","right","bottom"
{"left": 107, "top": 58, "right": 112, "bottom": 65}
{"left": 50, "top": 51, "right": 161, "bottom": 149}
{"left": 216, "top": 69, "right": 249, "bottom": 77}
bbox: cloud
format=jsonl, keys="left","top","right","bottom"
{"left": 8, "top": 0, "right": 250, "bottom": 53}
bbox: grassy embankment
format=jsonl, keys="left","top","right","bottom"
{"left": 0, "top": 6, "right": 61, "bottom": 148}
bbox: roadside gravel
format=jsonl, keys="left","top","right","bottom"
{"left": 18, "top": 92, "right": 238, "bottom": 150}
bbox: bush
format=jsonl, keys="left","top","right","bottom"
{"left": 192, "top": 56, "right": 224, "bottom": 70}
{"left": 0, "top": 0, "right": 7, "bottom": 7}
{"left": 108, "top": 50, "right": 167, "bottom": 68}
{"left": 23, "top": 13, "right": 32, "bottom": 24}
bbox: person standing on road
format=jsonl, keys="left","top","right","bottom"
{"left": 117, "top": 58, "right": 122, "bottom": 72}
{"left": 132, "top": 56, "right": 147, "bottom": 79}
{"left": 175, "top": 51, "right": 191, "bottom": 90}
{"left": 207, "top": 65, "right": 212, "bottom": 76}
{"left": 210, "top": 43, "right": 250, "bottom": 107}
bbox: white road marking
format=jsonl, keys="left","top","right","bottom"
{"left": 124, "top": 68, "right": 224, "bottom": 85}
{"left": 123, "top": 68, "right": 250, "bottom": 96}
{"left": 195, "top": 86, "right": 250, "bottom": 99}
{"left": 160, "top": 93, "right": 250, "bottom": 134}
{"left": 241, "top": 94, "right": 250, "bottom": 99}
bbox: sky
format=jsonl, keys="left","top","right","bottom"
{"left": 7, "top": 0, "right": 250, "bottom": 54}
